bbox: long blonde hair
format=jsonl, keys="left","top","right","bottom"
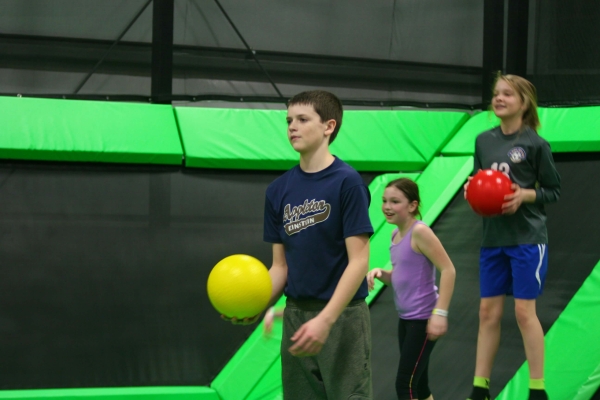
{"left": 492, "top": 73, "right": 540, "bottom": 132}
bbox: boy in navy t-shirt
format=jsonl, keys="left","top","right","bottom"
{"left": 263, "top": 90, "right": 374, "bottom": 399}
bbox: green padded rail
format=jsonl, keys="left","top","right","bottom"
{"left": 496, "top": 260, "right": 600, "bottom": 400}
{"left": 0, "top": 387, "right": 219, "bottom": 400}
{"left": 440, "top": 110, "right": 498, "bottom": 155}
{"left": 538, "top": 107, "right": 600, "bottom": 152}
{"left": 245, "top": 359, "right": 283, "bottom": 400}
{"left": 335, "top": 111, "right": 469, "bottom": 170}
{"left": 0, "top": 97, "right": 183, "bottom": 165}
{"left": 418, "top": 156, "right": 474, "bottom": 225}
{"left": 442, "top": 106, "right": 600, "bottom": 155}
{"left": 575, "top": 365, "right": 600, "bottom": 400}
{"left": 210, "top": 297, "right": 286, "bottom": 400}
{"left": 175, "top": 107, "right": 468, "bottom": 171}
{"left": 175, "top": 108, "right": 296, "bottom": 170}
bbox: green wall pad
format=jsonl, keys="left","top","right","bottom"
{"left": 175, "top": 108, "right": 469, "bottom": 171}
{"left": 0, "top": 97, "right": 183, "bottom": 165}
{"left": 366, "top": 156, "right": 473, "bottom": 303}
{"left": 442, "top": 106, "right": 600, "bottom": 155}
{"left": 496, "top": 260, "right": 600, "bottom": 400}
{"left": 210, "top": 297, "right": 286, "bottom": 400}
{"left": 417, "top": 156, "right": 474, "bottom": 225}
{"left": 338, "top": 111, "right": 469, "bottom": 170}
{"left": 0, "top": 387, "right": 219, "bottom": 400}
{"left": 245, "top": 357, "right": 283, "bottom": 400}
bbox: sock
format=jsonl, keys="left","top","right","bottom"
{"left": 529, "top": 378, "right": 545, "bottom": 390}
{"left": 467, "top": 377, "right": 490, "bottom": 400}
{"left": 529, "top": 379, "right": 547, "bottom": 399}
{"left": 474, "top": 377, "right": 490, "bottom": 389}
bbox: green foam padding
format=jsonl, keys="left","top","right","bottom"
{"left": 537, "top": 107, "right": 600, "bottom": 152}
{"left": 175, "top": 108, "right": 296, "bottom": 170}
{"left": 0, "top": 97, "right": 183, "bottom": 165}
{"left": 417, "top": 156, "right": 475, "bottom": 225}
{"left": 496, "top": 260, "right": 600, "bottom": 400}
{"left": 442, "top": 106, "right": 600, "bottom": 155}
{"left": 574, "top": 364, "right": 600, "bottom": 400}
{"left": 333, "top": 111, "right": 469, "bottom": 170}
{"left": 210, "top": 297, "right": 286, "bottom": 400}
{"left": 245, "top": 357, "right": 283, "bottom": 400}
{"left": 0, "top": 387, "right": 219, "bottom": 400}
{"left": 175, "top": 108, "right": 469, "bottom": 171}
{"left": 440, "top": 111, "right": 497, "bottom": 155}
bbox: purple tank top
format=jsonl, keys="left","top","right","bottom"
{"left": 390, "top": 221, "right": 439, "bottom": 319}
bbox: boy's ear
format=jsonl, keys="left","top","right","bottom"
{"left": 324, "top": 119, "right": 336, "bottom": 135}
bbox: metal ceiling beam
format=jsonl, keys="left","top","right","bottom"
{"left": 151, "top": 0, "right": 174, "bottom": 104}
{"left": 0, "top": 33, "right": 482, "bottom": 97}
{"left": 482, "top": 0, "right": 504, "bottom": 106}
{"left": 506, "top": 0, "right": 529, "bottom": 77}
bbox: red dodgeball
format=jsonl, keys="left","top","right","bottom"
{"left": 466, "top": 169, "right": 514, "bottom": 216}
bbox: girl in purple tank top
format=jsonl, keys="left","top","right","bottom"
{"left": 367, "top": 178, "right": 456, "bottom": 400}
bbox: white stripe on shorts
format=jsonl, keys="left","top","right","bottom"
{"left": 536, "top": 244, "right": 546, "bottom": 289}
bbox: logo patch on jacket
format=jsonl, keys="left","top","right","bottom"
{"left": 508, "top": 147, "right": 526, "bottom": 163}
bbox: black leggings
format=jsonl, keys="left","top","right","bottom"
{"left": 396, "top": 318, "right": 436, "bottom": 400}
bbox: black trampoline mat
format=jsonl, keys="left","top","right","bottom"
{"left": 0, "top": 163, "right": 281, "bottom": 388}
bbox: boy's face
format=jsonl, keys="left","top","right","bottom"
{"left": 286, "top": 104, "right": 335, "bottom": 154}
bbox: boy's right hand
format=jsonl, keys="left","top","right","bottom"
{"left": 366, "top": 268, "right": 383, "bottom": 291}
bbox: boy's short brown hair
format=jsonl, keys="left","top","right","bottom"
{"left": 287, "top": 90, "right": 343, "bottom": 144}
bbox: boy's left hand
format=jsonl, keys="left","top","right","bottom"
{"left": 427, "top": 315, "right": 448, "bottom": 341}
{"left": 288, "top": 316, "right": 332, "bottom": 357}
{"left": 502, "top": 183, "right": 523, "bottom": 214}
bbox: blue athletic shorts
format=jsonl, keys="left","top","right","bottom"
{"left": 479, "top": 244, "right": 548, "bottom": 299}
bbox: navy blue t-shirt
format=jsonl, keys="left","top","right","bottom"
{"left": 263, "top": 157, "right": 373, "bottom": 301}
